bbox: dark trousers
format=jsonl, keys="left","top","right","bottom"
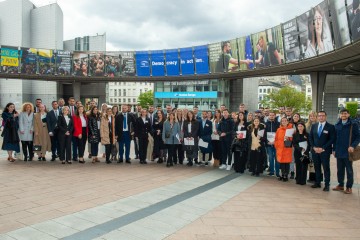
{"left": 118, "top": 131, "right": 131, "bottom": 161}
{"left": 91, "top": 143, "right": 99, "bottom": 157}
{"left": 233, "top": 150, "right": 247, "bottom": 173}
{"left": 280, "top": 163, "right": 290, "bottom": 177}
{"left": 295, "top": 158, "right": 308, "bottom": 184}
{"left": 138, "top": 136, "right": 148, "bottom": 162}
{"left": 174, "top": 144, "right": 184, "bottom": 163}
{"left": 250, "top": 150, "right": 264, "bottom": 174}
{"left": 105, "top": 144, "right": 112, "bottom": 161}
{"left": 166, "top": 144, "right": 177, "bottom": 164}
{"left": 76, "top": 127, "right": 87, "bottom": 158}
{"left": 212, "top": 140, "right": 221, "bottom": 160}
{"left": 21, "top": 141, "right": 34, "bottom": 159}
{"left": 220, "top": 139, "right": 231, "bottom": 165}
{"left": 59, "top": 135, "right": 72, "bottom": 161}
{"left": 336, "top": 158, "right": 353, "bottom": 188}
{"left": 313, "top": 152, "right": 331, "bottom": 186}
{"left": 71, "top": 136, "right": 78, "bottom": 159}
{"left": 50, "top": 134, "right": 59, "bottom": 157}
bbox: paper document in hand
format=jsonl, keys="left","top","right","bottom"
{"left": 267, "top": 132, "right": 275, "bottom": 142}
{"left": 285, "top": 128, "right": 295, "bottom": 137}
{"left": 184, "top": 138, "right": 195, "bottom": 146}
{"left": 236, "top": 131, "right": 247, "bottom": 139}
{"left": 199, "top": 139, "right": 209, "bottom": 148}
{"left": 299, "top": 141, "right": 308, "bottom": 150}
{"left": 211, "top": 134, "right": 220, "bottom": 140}
{"left": 175, "top": 133, "right": 180, "bottom": 142}
{"left": 258, "top": 129, "right": 265, "bottom": 138}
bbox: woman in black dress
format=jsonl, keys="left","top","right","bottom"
{"left": 153, "top": 110, "right": 166, "bottom": 163}
{"left": 293, "top": 122, "right": 311, "bottom": 185}
{"left": 1, "top": 103, "right": 20, "bottom": 162}
{"left": 232, "top": 112, "right": 248, "bottom": 173}
{"left": 88, "top": 106, "right": 101, "bottom": 163}
{"left": 57, "top": 106, "right": 74, "bottom": 164}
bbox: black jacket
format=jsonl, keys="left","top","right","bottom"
{"left": 57, "top": 115, "right": 73, "bottom": 136}
{"left": 218, "top": 117, "right": 234, "bottom": 142}
{"left": 293, "top": 132, "right": 310, "bottom": 160}
{"left": 115, "top": 112, "right": 135, "bottom": 140}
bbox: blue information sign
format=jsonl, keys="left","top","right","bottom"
{"left": 154, "top": 91, "right": 217, "bottom": 99}
{"left": 179, "top": 47, "right": 194, "bottom": 75}
{"left": 165, "top": 49, "right": 179, "bottom": 76}
{"left": 135, "top": 51, "right": 150, "bottom": 76}
{"left": 150, "top": 50, "right": 165, "bottom": 76}
{"left": 194, "top": 45, "right": 209, "bottom": 74}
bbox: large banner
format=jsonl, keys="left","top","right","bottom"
{"left": 38, "top": 49, "right": 54, "bottom": 75}
{"left": 179, "top": 47, "right": 194, "bottom": 75}
{"left": 237, "top": 36, "right": 254, "bottom": 70}
{"left": 208, "top": 42, "right": 223, "bottom": 73}
{"left": 1, "top": 46, "right": 20, "bottom": 73}
{"left": 104, "top": 52, "right": 121, "bottom": 77}
{"left": 329, "top": 0, "right": 351, "bottom": 48}
{"left": 56, "top": 50, "right": 71, "bottom": 76}
{"left": 193, "top": 45, "right": 209, "bottom": 74}
{"left": 20, "top": 48, "right": 37, "bottom": 75}
{"left": 89, "top": 52, "right": 105, "bottom": 76}
{"left": 266, "top": 25, "right": 285, "bottom": 65}
{"left": 282, "top": 18, "right": 301, "bottom": 62}
{"left": 151, "top": 50, "right": 165, "bottom": 76}
{"left": 251, "top": 31, "right": 270, "bottom": 68}
{"left": 73, "top": 51, "right": 89, "bottom": 77}
{"left": 119, "top": 51, "right": 136, "bottom": 76}
{"left": 135, "top": 51, "right": 150, "bottom": 77}
{"left": 165, "top": 49, "right": 179, "bottom": 76}
{"left": 347, "top": 0, "right": 360, "bottom": 42}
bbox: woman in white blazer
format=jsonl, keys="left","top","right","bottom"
{"left": 18, "top": 102, "right": 35, "bottom": 161}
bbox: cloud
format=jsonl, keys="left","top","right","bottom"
{"left": 33, "top": 0, "right": 320, "bottom": 51}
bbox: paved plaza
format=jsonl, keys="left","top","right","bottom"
{"left": 0, "top": 139, "right": 359, "bottom": 240}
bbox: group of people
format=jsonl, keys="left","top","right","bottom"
{"left": 1, "top": 100, "right": 359, "bottom": 193}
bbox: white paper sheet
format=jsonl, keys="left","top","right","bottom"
{"left": 236, "top": 130, "right": 247, "bottom": 139}
{"left": 184, "top": 138, "right": 195, "bottom": 146}
{"left": 258, "top": 129, "right": 265, "bottom": 138}
{"left": 299, "top": 141, "right": 308, "bottom": 150}
{"left": 199, "top": 139, "right": 209, "bottom": 148}
{"left": 211, "top": 133, "right": 220, "bottom": 140}
{"left": 267, "top": 132, "right": 275, "bottom": 143}
{"left": 285, "top": 128, "right": 295, "bottom": 137}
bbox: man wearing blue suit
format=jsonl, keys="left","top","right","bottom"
{"left": 198, "top": 111, "right": 213, "bottom": 166}
{"left": 309, "top": 111, "right": 336, "bottom": 191}
{"left": 115, "top": 105, "right": 135, "bottom": 164}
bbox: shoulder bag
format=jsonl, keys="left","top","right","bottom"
{"left": 349, "top": 124, "right": 360, "bottom": 161}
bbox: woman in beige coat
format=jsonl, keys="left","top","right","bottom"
{"left": 34, "top": 104, "right": 51, "bottom": 160}
{"left": 100, "top": 107, "right": 115, "bottom": 164}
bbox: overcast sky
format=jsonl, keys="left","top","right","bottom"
{"left": 32, "top": 0, "right": 319, "bottom": 51}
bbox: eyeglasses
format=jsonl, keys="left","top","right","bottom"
{"left": 314, "top": 16, "right": 322, "bottom": 22}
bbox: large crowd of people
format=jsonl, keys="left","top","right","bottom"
{"left": 1, "top": 99, "right": 359, "bottom": 194}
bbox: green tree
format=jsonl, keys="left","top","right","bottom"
{"left": 138, "top": 90, "right": 154, "bottom": 108}
{"left": 345, "top": 102, "right": 358, "bottom": 118}
{"left": 260, "top": 86, "right": 312, "bottom": 115}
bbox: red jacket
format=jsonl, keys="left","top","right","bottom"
{"left": 72, "top": 115, "right": 88, "bottom": 137}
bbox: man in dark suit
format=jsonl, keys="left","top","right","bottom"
{"left": 199, "top": 111, "right": 213, "bottom": 166}
{"left": 67, "top": 97, "right": 78, "bottom": 161}
{"left": 34, "top": 98, "right": 43, "bottom": 113}
{"left": 115, "top": 105, "right": 135, "bottom": 163}
{"left": 47, "top": 101, "right": 61, "bottom": 161}
{"left": 309, "top": 111, "right": 336, "bottom": 191}
{"left": 134, "top": 109, "right": 151, "bottom": 164}
{"left": 148, "top": 105, "right": 156, "bottom": 127}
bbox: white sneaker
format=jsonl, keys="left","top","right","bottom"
{"left": 219, "top": 164, "right": 227, "bottom": 170}
{"left": 226, "top": 165, "right": 232, "bottom": 171}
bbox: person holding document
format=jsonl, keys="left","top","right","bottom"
{"left": 265, "top": 112, "right": 280, "bottom": 176}
{"left": 183, "top": 111, "right": 200, "bottom": 166}
{"left": 198, "top": 111, "right": 213, "bottom": 166}
{"left": 231, "top": 112, "right": 248, "bottom": 173}
{"left": 211, "top": 110, "right": 222, "bottom": 167}
{"left": 247, "top": 117, "right": 266, "bottom": 176}
{"left": 293, "top": 122, "right": 311, "bottom": 185}
{"left": 162, "top": 112, "right": 181, "bottom": 167}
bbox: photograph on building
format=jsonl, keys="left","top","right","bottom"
{"left": 56, "top": 50, "right": 71, "bottom": 76}
{"left": 151, "top": 50, "right": 165, "bottom": 77}
{"left": 0, "top": 46, "right": 19, "bottom": 74}
{"left": 297, "top": 10, "right": 312, "bottom": 59}
{"left": 265, "top": 25, "right": 285, "bottom": 65}
{"left": 104, "top": 52, "right": 121, "bottom": 77}
{"left": 329, "top": 0, "right": 351, "bottom": 48}
{"left": 179, "top": 47, "right": 194, "bottom": 75}
{"left": 38, "top": 49, "right": 55, "bottom": 75}
{"left": 89, "top": 52, "right": 105, "bottom": 76}
{"left": 135, "top": 51, "right": 150, "bottom": 77}
{"left": 208, "top": 42, "right": 223, "bottom": 73}
{"left": 165, "top": 49, "right": 179, "bottom": 76}
{"left": 20, "top": 48, "right": 37, "bottom": 75}
{"left": 282, "top": 18, "right": 301, "bottom": 62}
{"left": 237, "top": 35, "right": 254, "bottom": 70}
{"left": 251, "top": 31, "right": 272, "bottom": 68}
{"left": 347, "top": 0, "right": 360, "bottom": 41}
{"left": 119, "top": 51, "right": 136, "bottom": 76}
{"left": 193, "top": 45, "right": 209, "bottom": 74}
{"left": 72, "top": 51, "right": 89, "bottom": 77}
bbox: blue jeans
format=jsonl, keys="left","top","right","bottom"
{"left": 336, "top": 158, "right": 353, "bottom": 188}
{"left": 266, "top": 146, "right": 279, "bottom": 175}
{"left": 118, "top": 131, "right": 131, "bottom": 161}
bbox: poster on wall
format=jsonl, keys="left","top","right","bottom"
{"left": 208, "top": 42, "right": 223, "bottom": 73}
{"left": 119, "top": 51, "right": 136, "bottom": 76}
{"left": 20, "top": 48, "right": 37, "bottom": 75}
{"left": 73, "top": 51, "right": 89, "bottom": 77}
{"left": 38, "top": 49, "right": 54, "bottom": 75}
{"left": 151, "top": 50, "right": 165, "bottom": 76}
{"left": 193, "top": 45, "right": 209, "bottom": 74}
{"left": 237, "top": 36, "right": 254, "bottom": 70}
{"left": 251, "top": 31, "right": 270, "bottom": 68}
{"left": 329, "top": 0, "right": 351, "bottom": 48}
{"left": 282, "top": 18, "right": 301, "bottom": 62}
{"left": 89, "top": 52, "right": 105, "bottom": 76}
{"left": 165, "top": 49, "right": 179, "bottom": 76}
{"left": 0, "top": 46, "right": 20, "bottom": 74}
{"left": 56, "top": 50, "right": 71, "bottom": 76}
{"left": 104, "top": 52, "right": 121, "bottom": 77}
{"left": 265, "top": 25, "right": 285, "bottom": 65}
{"left": 347, "top": 0, "right": 360, "bottom": 42}
{"left": 135, "top": 51, "right": 150, "bottom": 77}
{"left": 179, "top": 47, "right": 194, "bottom": 75}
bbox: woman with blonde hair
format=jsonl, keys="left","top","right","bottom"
{"left": 19, "top": 102, "right": 34, "bottom": 161}
{"left": 305, "top": 111, "right": 318, "bottom": 182}
{"left": 100, "top": 107, "right": 115, "bottom": 164}
{"left": 34, "top": 104, "right": 51, "bottom": 161}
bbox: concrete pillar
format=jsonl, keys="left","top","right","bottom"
{"left": 72, "top": 82, "right": 81, "bottom": 101}
{"left": 229, "top": 79, "right": 243, "bottom": 112}
{"left": 310, "top": 72, "right": 327, "bottom": 111}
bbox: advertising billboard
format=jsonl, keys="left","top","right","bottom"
{"left": 73, "top": 51, "right": 89, "bottom": 77}
{"left": 282, "top": 18, "right": 301, "bottom": 62}
{"left": 56, "top": 50, "right": 71, "bottom": 76}
{"left": 165, "top": 49, "right": 179, "bottom": 76}
{"left": 266, "top": 25, "right": 285, "bottom": 65}
{"left": 104, "top": 52, "right": 121, "bottom": 77}
{"left": 20, "top": 48, "right": 37, "bottom": 75}
{"left": 1, "top": 46, "right": 19, "bottom": 73}
{"left": 119, "top": 51, "right": 136, "bottom": 76}
{"left": 329, "top": 0, "right": 351, "bottom": 48}
{"left": 179, "top": 47, "right": 194, "bottom": 75}
{"left": 151, "top": 50, "right": 165, "bottom": 77}
{"left": 237, "top": 36, "right": 254, "bottom": 70}
{"left": 347, "top": 0, "right": 360, "bottom": 42}
{"left": 208, "top": 42, "right": 223, "bottom": 73}
{"left": 193, "top": 45, "right": 209, "bottom": 74}
{"left": 135, "top": 51, "right": 150, "bottom": 77}
{"left": 38, "top": 49, "right": 54, "bottom": 75}
{"left": 89, "top": 52, "right": 105, "bottom": 76}
{"left": 251, "top": 31, "right": 270, "bottom": 68}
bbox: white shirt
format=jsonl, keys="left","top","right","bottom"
{"left": 64, "top": 115, "right": 70, "bottom": 125}
{"left": 318, "top": 122, "right": 326, "bottom": 133}
{"left": 108, "top": 116, "right": 112, "bottom": 123}
{"left": 142, "top": 117, "right": 146, "bottom": 124}
{"left": 80, "top": 115, "right": 87, "bottom": 127}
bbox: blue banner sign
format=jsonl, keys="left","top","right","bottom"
{"left": 151, "top": 50, "right": 165, "bottom": 76}
{"left": 155, "top": 91, "right": 217, "bottom": 99}
{"left": 179, "top": 47, "right": 194, "bottom": 75}
{"left": 165, "top": 49, "right": 179, "bottom": 76}
{"left": 194, "top": 45, "right": 209, "bottom": 74}
{"left": 135, "top": 51, "right": 150, "bottom": 76}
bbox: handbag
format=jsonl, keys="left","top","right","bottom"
{"left": 349, "top": 124, "right": 360, "bottom": 161}
{"left": 300, "top": 154, "right": 311, "bottom": 164}
{"left": 33, "top": 145, "right": 42, "bottom": 151}
{"left": 284, "top": 139, "right": 292, "bottom": 148}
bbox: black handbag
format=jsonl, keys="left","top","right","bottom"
{"left": 300, "top": 154, "right": 311, "bottom": 164}
{"left": 33, "top": 145, "right": 42, "bottom": 151}
{"left": 284, "top": 139, "right": 292, "bottom": 148}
